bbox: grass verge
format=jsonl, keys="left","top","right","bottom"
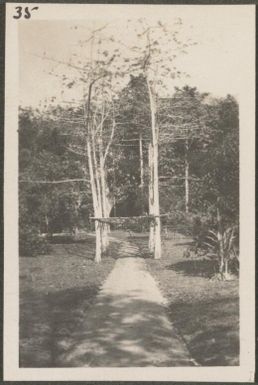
{"left": 145, "top": 235, "right": 239, "bottom": 366}
{"left": 19, "top": 236, "right": 115, "bottom": 367}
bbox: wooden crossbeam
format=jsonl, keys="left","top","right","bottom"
{"left": 19, "top": 178, "right": 89, "bottom": 184}
{"left": 120, "top": 138, "right": 149, "bottom": 142}
{"left": 90, "top": 214, "right": 168, "bottom": 222}
{"left": 90, "top": 216, "right": 149, "bottom": 221}
{"left": 159, "top": 176, "right": 201, "bottom": 181}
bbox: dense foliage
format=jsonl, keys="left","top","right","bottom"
{"left": 19, "top": 80, "right": 239, "bottom": 261}
{"left": 19, "top": 107, "right": 92, "bottom": 255}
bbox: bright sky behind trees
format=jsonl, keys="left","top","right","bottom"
{"left": 18, "top": 5, "right": 254, "bottom": 107}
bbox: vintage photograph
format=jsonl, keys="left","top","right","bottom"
{"left": 4, "top": 3, "right": 255, "bottom": 381}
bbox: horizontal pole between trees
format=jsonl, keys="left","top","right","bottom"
{"left": 90, "top": 214, "right": 168, "bottom": 221}
{"left": 120, "top": 138, "right": 149, "bottom": 142}
{"left": 159, "top": 176, "right": 201, "bottom": 180}
{"left": 19, "top": 178, "right": 89, "bottom": 184}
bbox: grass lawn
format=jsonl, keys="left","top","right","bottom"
{"left": 20, "top": 232, "right": 239, "bottom": 367}
{"left": 19, "top": 236, "right": 115, "bottom": 367}
{"left": 145, "top": 235, "right": 239, "bottom": 366}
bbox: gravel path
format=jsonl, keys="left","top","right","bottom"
{"left": 58, "top": 241, "right": 197, "bottom": 367}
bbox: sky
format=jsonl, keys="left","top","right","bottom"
{"left": 18, "top": 5, "right": 255, "bottom": 108}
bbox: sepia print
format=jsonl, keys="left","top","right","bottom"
{"left": 4, "top": 3, "right": 255, "bottom": 381}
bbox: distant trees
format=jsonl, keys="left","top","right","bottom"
{"left": 159, "top": 91, "right": 239, "bottom": 279}
{"left": 114, "top": 74, "right": 150, "bottom": 216}
{"left": 19, "top": 87, "right": 239, "bottom": 268}
{"left": 159, "top": 86, "right": 209, "bottom": 214}
{"left": 119, "top": 79, "right": 239, "bottom": 278}
{"left": 19, "top": 107, "right": 91, "bottom": 256}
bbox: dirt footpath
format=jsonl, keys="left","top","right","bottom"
{"left": 57, "top": 244, "right": 197, "bottom": 367}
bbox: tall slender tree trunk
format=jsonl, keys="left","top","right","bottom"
{"left": 185, "top": 139, "right": 189, "bottom": 214}
{"left": 85, "top": 82, "right": 103, "bottom": 263}
{"left": 146, "top": 78, "right": 161, "bottom": 259}
{"left": 73, "top": 193, "right": 81, "bottom": 239}
{"left": 87, "top": 140, "right": 102, "bottom": 263}
{"left": 139, "top": 133, "right": 144, "bottom": 191}
{"left": 100, "top": 152, "right": 110, "bottom": 253}
{"left": 148, "top": 143, "right": 155, "bottom": 253}
{"left": 217, "top": 198, "right": 224, "bottom": 276}
{"left": 45, "top": 214, "right": 49, "bottom": 234}
{"left": 139, "top": 133, "right": 145, "bottom": 225}
{"left": 153, "top": 140, "right": 161, "bottom": 259}
{"left": 112, "top": 158, "right": 117, "bottom": 217}
{"left": 95, "top": 220, "right": 102, "bottom": 263}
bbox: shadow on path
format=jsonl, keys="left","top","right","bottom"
{"left": 55, "top": 293, "right": 195, "bottom": 367}
{"left": 20, "top": 257, "right": 197, "bottom": 367}
{"left": 54, "top": 257, "right": 196, "bottom": 367}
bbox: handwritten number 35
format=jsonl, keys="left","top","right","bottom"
{"left": 13, "top": 6, "right": 39, "bottom": 19}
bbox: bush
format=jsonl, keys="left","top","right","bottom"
{"left": 187, "top": 213, "right": 239, "bottom": 279}
{"left": 192, "top": 215, "right": 210, "bottom": 248}
{"left": 162, "top": 211, "right": 193, "bottom": 236}
{"left": 19, "top": 224, "right": 50, "bottom": 257}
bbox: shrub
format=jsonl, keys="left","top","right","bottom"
{"left": 191, "top": 215, "right": 212, "bottom": 248}
{"left": 19, "top": 224, "right": 50, "bottom": 257}
{"left": 162, "top": 211, "right": 193, "bottom": 236}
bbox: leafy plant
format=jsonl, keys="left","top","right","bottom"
{"left": 203, "top": 225, "right": 238, "bottom": 279}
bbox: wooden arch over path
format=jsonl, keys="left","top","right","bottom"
{"left": 86, "top": 73, "right": 162, "bottom": 263}
{"left": 90, "top": 213, "right": 162, "bottom": 261}
{"left": 89, "top": 125, "right": 162, "bottom": 263}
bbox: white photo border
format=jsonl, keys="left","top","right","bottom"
{"left": 4, "top": 3, "right": 256, "bottom": 381}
